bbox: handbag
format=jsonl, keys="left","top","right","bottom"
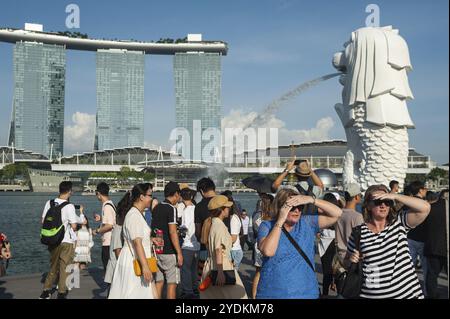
{"left": 210, "top": 270, "right": 236, "bottom": 285}
{"left": 126, "top": 232, "right": 159, "bottom": 276}
{"left": 133, "top": 246, "right": 158, "bottom": 276}
{"left": 336, "top": 225, "right": 363, "bottom": 299}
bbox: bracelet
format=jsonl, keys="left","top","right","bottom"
{"left": 275, "top": 222, "right": 284, "bottom": 229}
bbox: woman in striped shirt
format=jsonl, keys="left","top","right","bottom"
{"left": 345, "top": 184, "right": 431, "bottom": 299}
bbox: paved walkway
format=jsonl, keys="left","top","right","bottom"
{"left": 0, "top": 250, "right": 448, "bottom": 299}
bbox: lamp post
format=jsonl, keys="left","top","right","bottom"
{"left": 288, "top": 141, "right": 296, "bottom": 184}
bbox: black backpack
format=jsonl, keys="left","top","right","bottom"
{"left": 41, "top": 200, "right": 71, "bottom": 247}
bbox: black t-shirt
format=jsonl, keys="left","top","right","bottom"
{"left": 151, "top": 200, "right": 177, "bottom": 255}
{"left": 424, "top": 199, "right": 447, "bottom": 257}
{"left": 407, "top": 197, "right": 428, "bottom": 242}
{"left": 194, "top": 197, "right": 212, "bottom": 251}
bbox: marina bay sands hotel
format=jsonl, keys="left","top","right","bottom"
{"left": 0, "top": 23, "right": 228, "bottom": 158}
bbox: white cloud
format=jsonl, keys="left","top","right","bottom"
{"left": 64, "top": 112, "right": 95, "bottom": 155}
{"left": 278, "top": 117, "right": 335, "bottom": 145}
{"left": 221, "top": 109, "right": 335, "bottom": 147}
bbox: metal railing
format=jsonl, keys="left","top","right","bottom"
{"left": 222, "top": 155, "right": 432, "bottom": 169}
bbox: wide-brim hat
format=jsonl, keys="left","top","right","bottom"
{"left": 208, "top": 195, "right": 234, "bottom": 210}
{"left": 295, "top": 161, "right": 312, "bottom": 177}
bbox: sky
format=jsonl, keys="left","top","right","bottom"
{"left": 0, "top": 0, "right": 448, "bottom": 164}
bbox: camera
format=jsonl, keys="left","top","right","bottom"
{"left": 74, "top": 205, "right": 81, "bottom": 210}
{"left": 178, "top": 225, "right": 188, "bottom": 239}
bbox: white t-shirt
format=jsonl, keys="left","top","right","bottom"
{"left": 181, "top": 204, "right": 200, "bottom": 251}
{"left": 230, "top": 214, "right": 242, "bottom": 251}
{"left": 318, "top": 229, "right": 335, "bottom": 258}
{"left": 42, "top": 198, "right": 85, "bottom": 245}
{"left": 241, "top": 216, "right": 250, "bottom": 235}
{"left": 101, "top": 200, "right": 116, "bottom": 247}
{"left": 176, "top": 202, "right": 185, "bottom": 220}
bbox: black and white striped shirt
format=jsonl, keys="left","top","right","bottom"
{"left": 348, "top": 211, "right": 424, "bottom": 299}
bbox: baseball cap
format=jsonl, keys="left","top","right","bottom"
{"left": 344, "top": 183, "right": 362, "bottom": 197}
{"left": 208, "top": 195, "right": 234, "bottom": 210}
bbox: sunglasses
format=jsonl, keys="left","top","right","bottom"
{"left": 370, "top": 199, "right": 394, "bottom": 207}
{"left": 289, "top": 205, "right": 305, "bottom": 212}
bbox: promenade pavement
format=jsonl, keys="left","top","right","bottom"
{"left": 0, "top": 249, "right": 447, "bottom": 299}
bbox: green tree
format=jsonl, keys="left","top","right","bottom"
{"left": 405, "top": 173, "right": 427, "bottom": 184}
{"left": 0, "top": 163, "right": 30, "bottom": 184}
{"left": 427, "top": 167, "right": 448, "bottom": 182}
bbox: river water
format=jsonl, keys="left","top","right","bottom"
{"left": 0, "top": 192, "right": 259, "bottom": 276}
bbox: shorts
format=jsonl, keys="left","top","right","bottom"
{"left": 155, "top": 254, "right": 180, "bottom": 284}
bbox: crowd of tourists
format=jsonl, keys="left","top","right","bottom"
{"left": 37, "top": 159, "right": 448, "bottom": 299}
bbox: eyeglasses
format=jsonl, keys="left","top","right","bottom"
{"left": 370, "top": 199, "right": 394, "bottom": 207}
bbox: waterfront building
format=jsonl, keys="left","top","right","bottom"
{"left": 174, "top": 45, "right": 222, "bottom": 161}
{"left": 8, "top": 41, "right": 66, "bottom": 158}
{"left": 95, "top": 49, "right": 145, "bottom": 150}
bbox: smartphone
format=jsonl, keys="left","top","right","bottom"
{"left": 74, "top": 205, "right": 81, "bottom": 210}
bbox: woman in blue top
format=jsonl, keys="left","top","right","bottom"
{"left": 257, "top": 187, "right": 342, "bottom": 299}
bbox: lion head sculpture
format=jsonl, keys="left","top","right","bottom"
{"left": 333, "top": 26, "right": 415, "bottom": 129}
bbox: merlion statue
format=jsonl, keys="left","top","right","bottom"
{"left": 332, "top": 26, "right": 414, "bottom": 190}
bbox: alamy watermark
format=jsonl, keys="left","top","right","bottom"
{"left": 169, "top": 120, "right": 280, "bottom": 168}
{"left": 365, "top": 264, "right": 381, "bottom": 289}
{"left": 66, "top": 4, "right": 80, "bottom": 29}
{"left": 65, "top": 264, "right": 80, "bottom": 290}
{"left": 365, "top": 4, "right": 380, "bottom": 27}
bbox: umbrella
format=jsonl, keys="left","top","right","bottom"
{"left": 241, "top": 175, "right": 274, "bottom": 194}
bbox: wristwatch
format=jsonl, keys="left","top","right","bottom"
{"left": 275, "top": 222, "right": 284, "bottom": 229}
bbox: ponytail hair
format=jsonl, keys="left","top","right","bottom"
{"left": 116, "top": 183, "right": 152, "bottom": 225}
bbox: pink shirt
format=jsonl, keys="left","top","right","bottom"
{"left": 102, "top": 201, "right": 116, "bottom": 246}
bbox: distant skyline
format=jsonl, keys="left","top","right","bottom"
{"left": 0, "top": 0, "right": 448, "bottom": 164}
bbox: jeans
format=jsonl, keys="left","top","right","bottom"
{"left": 181, "top": 249, "right": 199, "bottom": 297}
{"left": 408, "top": 239, "right": 428, "bottom": 296}
{"left": 231, "top": 249, "right": 244, "bottom": 270}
